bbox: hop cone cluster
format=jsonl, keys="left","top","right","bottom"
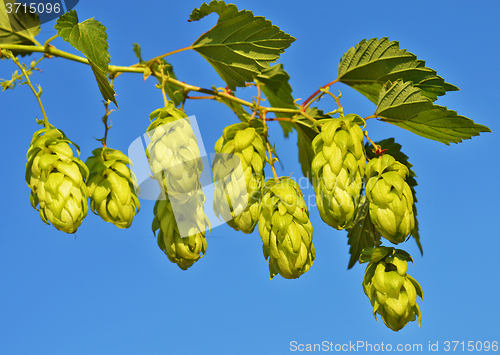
{"left": 212, "top": 121, "right": 267, "bottom": 234}
{"left": 365, "top": 154, "right": 415, "bottom": 244}
{"left": 26, "top": 125, "right": 89, "bottom": 233}
{"left": 146, "top": 102, "right": 209, "bottom": 269}
{"left": 361, "top": 247, "right": 423, "bottom": 331}
{"left": 311, "top": 114, "right": 366, "bottom": 230}
{"left": 153, "top": 191, "right": 209, "bottom": 270}
{"left": 258, "top": 178, "right": 315, "bottom": 279}
{"left": 85, "top": 147, "right": 140, "bottom": 229}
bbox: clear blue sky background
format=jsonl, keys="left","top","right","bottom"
{"left": 1, "top": 1, "right": 499, "bottom": 354}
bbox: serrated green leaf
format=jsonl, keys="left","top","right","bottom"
{"left": 296, "top": 125, "right": 315, "bottom": 183}
{"left": 256, "top": 64, "right": 295, "bottom": 115}
{"left": 375, "top": 80, "right": 491, "bottom": 144}
{"left": 189, "top": 0, "right": 295, "bottom": 90}
{"left": 411, "top": 204, "right": 423, "bottom": 255}
{"left": 89, "top": 60, "right": 117, "bottom": 107}
{"left": 347, "top": 197, "right": 381, "bottom": 269}
{"left": 365, "top": 138, "right": 422, "bottom": 254}
{"left": 256, "top": 64, "right": 296, "bottom": 137}
{"left": 0, "top": 0, "right": 40, "bottom": 55}
{"left": 338, "top": 38, "right": 459, "bottom": 103}
{"left": 55, "top": 10, "right": 109, "bottom": 73}
{"left": 132, "top": 42, "right": 183, "bottom": 106}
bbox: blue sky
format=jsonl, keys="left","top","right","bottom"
{"left": 1, "top": 0, "right": 499, "bottom": 354}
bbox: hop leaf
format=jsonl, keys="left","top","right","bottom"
{"left": 189, "top": 0, "right": 295, "bottom": 90}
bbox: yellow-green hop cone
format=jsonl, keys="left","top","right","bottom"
{"left": 360, "top": 247, "right": 423, "bottom": 331}
{"left": 311, "top": 114, "right": 366, "bottom": 230}
{"left": 85, "top": 147, "right": 140, "bottom": 229}
{"left": 25, "top": 125, "right": 89, "bottom": 234}
{"left": 365, "top": 154, "right": 415, "bottom": 244}
{"left": 258, "top": 177, "right": 315, "bottom": 279}
{"left": 145, "top": 102, "right": 204, "bottom": 199}
{"left": 212, "top": 121, "right": 267, "bottom": 234}
{"left": 152, "top": 191, "right": 208, "bottom": 270}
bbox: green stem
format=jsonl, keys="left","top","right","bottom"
{"left": 43, "top": 34, "right": 58, "bottom": 48}
{"left": 0, "top": 43, "right": 146, "bottom": 74}
{"left": 261, "top": 112, "right": 278, "bottom": 180}
{"left": 1, "top": 43, "right": 307, "bottom": 126}
{"left": 300, "top": 110, "right": 317, "bottom": 124}
{"left": 7, "top": 51, "right": 49, "bottom": 128}
{"left": 145, "top": 46, "right": 193, "bottom": 66}
{"left": 158, "top": 66, "right": 169, "bottom": 106}
{"left": 101, "top": 99, "right": 113, "bottom": 147}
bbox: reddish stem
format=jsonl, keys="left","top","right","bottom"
{"left": 302, "top": 78, "right": 339, "bottom": 108}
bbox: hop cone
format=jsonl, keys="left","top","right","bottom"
{"left": 311, "top": 114, "right": 366, "bottom": 230}
{"left": 146, "top": 102, "right": 203, "bottom": 199}
{"left": 85, "top": 147, "right": 140, "bottom": 229}
{"left": 365, "top": 154, "right": 415, "bottom": 244}
{"left": 361, "top": 247, "right": 423, "bottom": 331}
{"left": 153, "top": 190, "right": 208, "bottom": 270}
{"left": 258, "top": 177, "right": 315, "bottom": 279}
{"left": 26, "top": 125, "right": 89, "bottom": 233}
{"left": 146, "top": 102, "right": 209, "bottom": 268}
{"left": 212, "top": 121, "right": 267, "bottom": 234}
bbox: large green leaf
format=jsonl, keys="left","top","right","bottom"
{"left": 55, "top": 10, "right": 109, "bottom": 72}
{"left": 189, "top": 0, "right": 295, "bottom": 90}
{"left": 347, "top": 197, "right": 381, "bottom": 269}
{"left": 55, "top": 10, "right": 116, "bottom": 106}
{"left": 375, "top": 80, "right": 490, "bottom": 144}
{"left": 133, "top": 43, "right": 183, "bottom": 107}
{"left": 338, "top": 38, "right": 459, "bottom": 103}
{"left": 0, "top": 0, "right": 40, "bottom": 55}
{"left": 365, "top": 138, "right": 422, "bottom": 255}
{"left": 255, "top": 64, "right": 296, "bottom": 137}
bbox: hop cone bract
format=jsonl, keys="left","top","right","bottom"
{"left": 361, "top": 247, "right": 423, "bottom": 331}
{"left": 258, "top": 177, "right": 315, "bottom": 279}
{"left": 153, "top": 190, "right": 208, "bottom": 270}
{"left": 365, "top": 154, "right": 415, "bottom": 244}
{"left": 311, "top": 114, "right": 366, "bottom": 230}
{"left": 26, "top": 125, "right": 89, "bottom": 233}
{"left": 212, "top": 121, "right": 267, "bottom": 234}
{"left": 85, "top": 147, "right": 140, "bottom": 229}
